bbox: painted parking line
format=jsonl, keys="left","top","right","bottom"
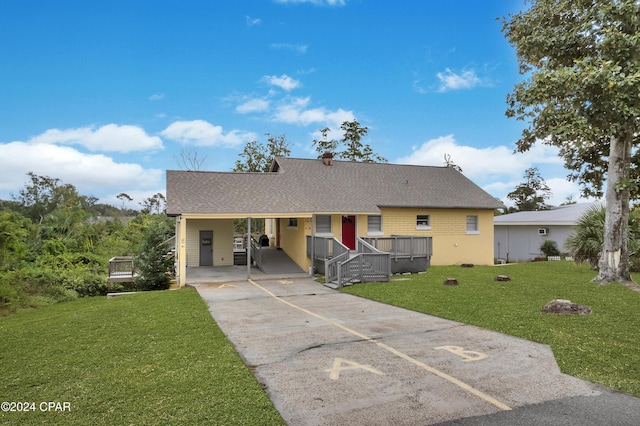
{"left": 247, "top": 279, "right": 512, "bottom": 412}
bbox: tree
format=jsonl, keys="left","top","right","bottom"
{"left": 234, "top": 133, "right": 291, "bottom": 172}
{"left": 565, "top": 204, "right": 607, "bottom": 270}
{"left": 312, "top": 127, "right": 338, "bottom": 157}
{"left": 566, "top": 204, "right": 640, "bottom": 272}
{"left": 140, "top": 193, "right": 166, "bottom": 215}
{"left": 506, "top": 167, "right": 552, "bottom": 211}
{"left": 312, "top": 120, "right": 387, "bottom": 163}
{"left": 133, "top": 215, "right": 175, "bottom": 291}
{"left": 116, "top": 193, "right": 133, "bottom": 212}
{"left": 174, "top": 148, "right": 207, "bottom": 171}
{"left": 0, "top": 210, "right": 32, "bottom": 271}
{"left": 502, "top": 0, "right": 640, "bottom": 283}
{"left": 232, "top": 134, "right": 289, "bottom": 235}
{"left": 12, "top": 172, "right": 94, "bottom": 223}
{"left": 443, "top": 153, "right": 463, "bottom": 172}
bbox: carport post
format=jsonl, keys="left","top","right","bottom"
{"left": 247, "top": 217, "right": 251, "bottom": 279}
{"left": 310, "top": 215, "right": 315, "bottom": 276}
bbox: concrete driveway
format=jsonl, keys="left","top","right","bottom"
{"left": 193, "top": 277, "right": 640, "bottom": 425}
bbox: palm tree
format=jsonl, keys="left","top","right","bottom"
{"left": 565, "top": 204, "right": 606, "bottom": 270}
{"left": 566, "top": 204, "right": 640, "bottom": 271}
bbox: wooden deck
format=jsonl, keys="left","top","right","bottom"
{"left": 108, "top": 256, "right": 135, "bottom": 283}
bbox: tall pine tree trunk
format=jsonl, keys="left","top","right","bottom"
{"left": 594, "top": 134, "right": 632, "bottom": 283}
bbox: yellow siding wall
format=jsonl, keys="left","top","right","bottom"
{"left": 379, "top": 208, "right": 495, "bottom": 265}
{"left": 278, "top": 217, "right": 312, "bottom": 272}
{"left": 185, "top": 219, "right": 234, "bottom": 267}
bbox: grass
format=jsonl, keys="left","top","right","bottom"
{"left": 0, "top": 288, "right": 284, "bottom": 425}
{"left": 341, "top": 261, "right": 640, "bottom": 397}
{"left": 3, "top": 262, "right": 639, "bottom": 424}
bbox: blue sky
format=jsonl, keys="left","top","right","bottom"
{"left": 0, "top": 0, "right": 591, "bottom": 209}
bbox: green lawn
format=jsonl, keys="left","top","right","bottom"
{"left": 3, "top": 262, "right": 639, "bottom": 425}
{"left": 342, "top": 261, "right": 640, "bottom": 397}
{"left": 0, "top": 288, "right": 284, "bottom": 425}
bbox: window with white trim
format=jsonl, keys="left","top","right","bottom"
{"left": 466, "top": 215, "right": 479, "bottom": 234}
{"left": 287, "top": 218, "right": 298, "bottom": 229}
{"left": 316, "top": 215, "right": 332, "bottom": 234}
{"left": 416, "top": 214, "right": 431, "bottom": 230}
{"left": 367, "top": 215, "right": 382, "bottom": 234}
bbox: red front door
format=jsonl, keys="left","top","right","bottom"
{"left": 342, "top": 215, "right": 356, "bottom": 250}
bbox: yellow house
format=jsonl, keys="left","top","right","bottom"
{"left": 166, "top": 155, "right": 503, "bottom": 286}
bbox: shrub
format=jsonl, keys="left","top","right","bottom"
{"left": 540, "top": 240, "right": 561, "bottom": 258}
{"left": 134, "top": 216, "right": 175, "bottom": 291}
{"left": 0, "top": 277, "right": 18, "bottom": 315}
{"left": 62, "top": 270, "right": 108, "bottom": 297}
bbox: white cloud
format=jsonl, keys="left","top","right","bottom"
{"left": 236, "top": 98, "right": 270, "bottom": 114}
{"left": 246, "top": 15, "right": 261, "bottom": 26}
{"left": 436, "top": 68, "right": 482, "bottom": 92}
{"left": 394, "top": 135, "right": 579, "bottom": 204}
{"left": 28, "top": 124, "right": 163, "bottom": 153}
{"left": 269, "top": 43, "right": 308, "bottom": 54}
{"left": 544, "top": 178, "right": 597, "bottom": 207}
{"left": 261, "top": 74, "right": 301, "bottom": 91}
{"left": 149, "top": 93, "right": 165, "bottom": 101}
{"left": 161, "top": 120, "right": 256, "bottom": 147}
{"left": 273, "top": 96, "right": 354, "bottom": 127}
{"left": 0, "top": 141, "right": 162, "bottom": 200}
{"left": 396, "top": 135, "right": 562, "bottom": 181}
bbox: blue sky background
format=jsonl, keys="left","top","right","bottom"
{"left": 0, "top": 0, "right": 593, "bottom": 209}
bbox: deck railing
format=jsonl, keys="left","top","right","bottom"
{"left": 325, "top": 250, "right": 350, "bottom": 284}
{"left": 307, "top": 235, "right": 349, "bottom": 260}
{"left": 108, "top": 256, "right": 135, "bottom": 283}
{"left": 307, "top": 236, "right": 392, "bottom": 286}
{"left": 362, "top": 236, "right": 432, "bottom": 261}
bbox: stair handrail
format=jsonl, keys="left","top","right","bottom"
{"left": 323, "top": 238, "right": 350, "bottom": 283}
{"left": 250, "top": 236, "right": 263, "bottom": 271}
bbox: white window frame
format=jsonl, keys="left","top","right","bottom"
{"left": 416, "top": 214, "right": 431, "bottom": 230}
{"left": 286, "top": 218, "right": 298, "bottom": 229}
{"left": 466, "top": 215, "right": 479, "bottom": 234}
{"left": 367, "top": 215, "right": 383, "bottom": 236}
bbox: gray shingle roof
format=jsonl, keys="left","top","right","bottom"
{"left": 166, "top": 157, "right": 504, "bottom": 216}
{"left": 494, "top": 202, "right": 603, "bottom": 226}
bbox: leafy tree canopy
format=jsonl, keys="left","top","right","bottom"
{"left": 502, "top": 0, "right": 640, "bottom": 198}
{"left": 234, "top": 133, "right": 291, "bottom": 172}
{"left": 12, "top": 172, "right": 97, "bottom": 223}
{"left": 506, "top": 167, "right": 552, "bottom": 211}
{"left": 313, "top": 120, "right": 387, "bottom": 163}
{"left": 502, "top": 0, "right": 640, "bottom": 283}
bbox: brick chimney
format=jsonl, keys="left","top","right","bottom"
{"left": 322, "top": 151, "right": 334, "bottom": 166}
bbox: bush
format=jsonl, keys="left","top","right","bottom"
{"left": 62, "top": 270, "right": 108, "bottom": 297}
{"left": 0, "top": 277, "right": 18, "bottom": 315}
{"left": 540, "top": 240, "right": 561, "bottom": 258}
{"left": 2, "top": 268, "right": 78, "bottom": 308}
{"left": 134, "top": 216, "right": 175, "bottom": 291}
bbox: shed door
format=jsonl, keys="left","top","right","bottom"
{"left": 342, "top": 215, "right": 356, "bottom": 250}
{"left": 199, "top": 230, "right": 213, "bottom": 266}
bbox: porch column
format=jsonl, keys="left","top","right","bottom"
{"left": 247, "top": 217, "right": 251, "bottom": 279}
{"left": 177, "top": 215, "right": 187, "bottom": 287}
{"left": 310, "top": 215, "right": 315, "bottom": 276}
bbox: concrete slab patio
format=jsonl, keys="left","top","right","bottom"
{"left": 192, "top": 277, "right": 640, "bottom": 425}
